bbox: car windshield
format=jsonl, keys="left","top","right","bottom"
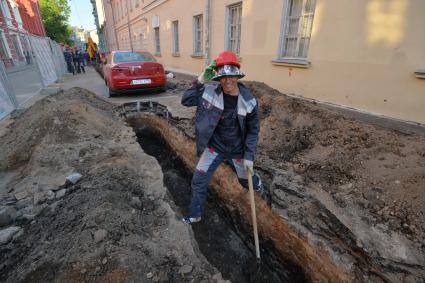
{"left": 113, "top": 52, "right": 155, "bottom": 63}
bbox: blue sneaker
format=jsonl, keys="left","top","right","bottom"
{"left": 181, "top": 216, "right": 202, "bottom": 224}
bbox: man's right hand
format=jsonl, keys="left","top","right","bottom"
{"left": 197, "top": 60, "right": 217, "bottom": 83}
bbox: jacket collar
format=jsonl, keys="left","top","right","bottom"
{"left": 215, "top": 82, "right": 254, "bottom": 101}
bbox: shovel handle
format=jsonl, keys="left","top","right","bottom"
{"left": 247, "top": 170, "right": 260, "bottom": 259}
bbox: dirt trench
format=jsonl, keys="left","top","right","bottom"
{"left": 135, "top": 124, "right": 306, "bottom": 283}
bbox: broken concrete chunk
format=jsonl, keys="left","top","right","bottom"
{"left": 0, "top": 226, "right": 21, "bottom": 245}
{"left": 93, "top": 229, "right": 107, "bottom": 243}
{"left": 55, "top": 189, "right": 66, "bottom": 199}
{"left": 178, "top": 265, "right": 193, "bottom": 274}
{"left": 0, "top": 207, "right": 17, "bottom": 227}
{"left": 66, "top": 173, "right": 82, "bottom": 185}
{"left": 14, "top": 191, "right": 28, "bottom": 201}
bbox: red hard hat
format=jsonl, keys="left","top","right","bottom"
{"left": 215, "top": 51, "right": 240, "bottom": 68}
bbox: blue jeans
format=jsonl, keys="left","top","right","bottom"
{"left": 187, "top": 147, "right": 261, "bottom": 218}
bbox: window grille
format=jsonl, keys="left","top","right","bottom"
{"left": 280, "top": 0, "right": 316, "bottom": 59}
{"left": 226, "top": 3, "right": 242, "bottom": 55}
{"left": 193, "top": 14, "right": 203, "bottom": 55}
{"left": 172, "top": 21, "right": 179, "bottom": 54}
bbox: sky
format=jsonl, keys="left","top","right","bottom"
{"left": 68, "top": 0, "right": 96, "bottom": 30}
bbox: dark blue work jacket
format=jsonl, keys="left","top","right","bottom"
{"left": 181, "top": 80, "right": 260, "bottom": 161}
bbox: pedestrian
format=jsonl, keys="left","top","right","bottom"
{"left": 77, "top": 50, "right": 85, "bottom": 73}
{"left": 64, "top": 48, "right": 75, "bottom": 75}
{"left": 181, "top": 51, "right": 262, "bottom": 224}
{"left": 72, "top": 50, "right": 80, "bottom": 73}
{"left": 83, "top": 50, "right": 90, "bottom": 66}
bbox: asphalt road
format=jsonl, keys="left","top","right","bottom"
{"left": 59, "top": 66, "right": 195, "bottom": 119}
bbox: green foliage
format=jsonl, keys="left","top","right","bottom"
{"left": 39, "top": 0, "right": 73, "bottom": 44}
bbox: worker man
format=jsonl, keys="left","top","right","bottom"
{"left": 181, "top": 51, "right": 262, "bottom": 224}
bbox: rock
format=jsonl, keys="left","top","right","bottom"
{"left": 14, "top": 191, "right": 28, "bottom": 201}
{"left": 130, "top": 196, "right": 141, "bottom": 208}
{"left": 1, "top": 197, "right": 17, "bottom": 206}
{"left": 179, "top": 265, "right": 193, "bottom": 274}
{"left": 55, "top": 189, "right": 66, "bottom": 199}
{"left": 0, "top": 226, "right": 21, "bottom": 245}
{"left": 146, "top": 272, "right": 154, "bottom": 279}
{"left": 33, "top": 192, "right": 47, "bottom": 205}
{"left": 47, "top": 190, "right": 55, "bottom": 200}
{"left": 0, "top": 207, "right": 17, "bottom": 227}
{"left": 93, "top": 229, "right": 107, "bottom": 243}
{"left": 102, "top": 257, "right": 107, "bottom": 265}
{"left": 66, "top": 173, "right": 82, "bottom": 185}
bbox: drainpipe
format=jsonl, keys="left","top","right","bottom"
{"left": 204, "top": 0, "right": 211, "bottom": 66}
{"left": 125, "top": 0, "right": 133, "bottom": 52}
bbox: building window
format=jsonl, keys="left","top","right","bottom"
{"left": 10, "top": 1, "right": 22, "bottom": 28}
{"left": 0, "top": 30, "right": 11, "bottom": 58}
{"left": 279, "top": 0, "right": 316, "bottom": 59}
{"left": 10, "top": 34, "right": 23, "bottom": 58}
{"left": 226, "top": 3, "right": 242, "bottom": 55}
{"left": 172, "top": 20, "right": 179, "bottom": 54}
{"left": 154, "top": 27, "right": 160, "bottom": 54}
{"left": 193, "top": 14, "right": 203, "bottom": 55}
{"left": 0, "top": 0, "right": 11, "bottom": 25}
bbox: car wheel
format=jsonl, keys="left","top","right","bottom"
{"left": 108, "top": 88, "right": 117, "bottom": 97}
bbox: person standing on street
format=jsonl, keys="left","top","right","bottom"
{"left": 64, "top": 47, "right": 74, "bottom": 75}
{"left": 77, "top": 49, "right": 85, "bottom": 73}
{"left": 181, "top": 51, "right": 262, "bottom": 224}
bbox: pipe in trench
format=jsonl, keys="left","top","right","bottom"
{"left": 126, "top": 113, "right": 353, "bottom": 283}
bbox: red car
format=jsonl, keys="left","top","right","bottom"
{"left": 103, "top": 51, "right": 166, "bottom": 97}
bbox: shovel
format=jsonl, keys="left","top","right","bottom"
{"left": 247, "top": 169, "right": 260, "bottom": 260}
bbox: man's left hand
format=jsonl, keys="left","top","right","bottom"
{"left": 243, "top": 159, "right": 254, "bottom": 174}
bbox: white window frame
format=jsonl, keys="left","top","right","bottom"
{"left": 225, "top": 2, "right": 242, "bottom": 55}
{"left": 0, "top": 29, "right": 11, "bottom": 58}
{"left": 1, "top": 0, "right": 12, "bottom": 26}
{"left": 9, "top": 0, "right": 22, "bottom": 29}
{"left": 172, "top": 20, "right": 179, "bottom": 54}
{"left": 193, "top": 14, "right": 203, "bottom": 56}
{"left": 277, "top": 0, "right": 316, "bottom": 65}
{"left": 154, "top": 27, "right": 160, "bottom": 54}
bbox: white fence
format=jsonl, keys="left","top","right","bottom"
{"left": 0, "top": 36, "right": 66, "bottom": 120}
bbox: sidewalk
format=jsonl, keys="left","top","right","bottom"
{"left": 7, "top": 64, "right": 43, "bottom": 105}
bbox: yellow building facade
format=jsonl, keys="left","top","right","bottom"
{"left": 104, "top": 0, "right": 425, "bottom": 124}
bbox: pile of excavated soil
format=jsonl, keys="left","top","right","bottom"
{"left": 244, "top": 81, "right": 425, "bottom": 242}
{"left": 0, "top": 88, "right": 219, "bottom": 282}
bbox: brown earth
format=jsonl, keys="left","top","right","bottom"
{"left": 0, "top": 74, "right": 424, "bottom": 282}
{"left": 129, "top": 77, "right": 425, "bottom": 282}
{"left": 0, "top": 88, "right": 219, "bottom": 282}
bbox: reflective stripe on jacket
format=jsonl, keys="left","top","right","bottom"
{"left": 181, "top": 80, "right": 260, "bottom": 161}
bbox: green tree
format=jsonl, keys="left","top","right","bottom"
{"left": 39, "top": 0, "right": 73, "bottom": 44}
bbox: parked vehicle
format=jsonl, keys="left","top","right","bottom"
{"left": 103, "top": 51, "right": 166, "bottom": 97}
